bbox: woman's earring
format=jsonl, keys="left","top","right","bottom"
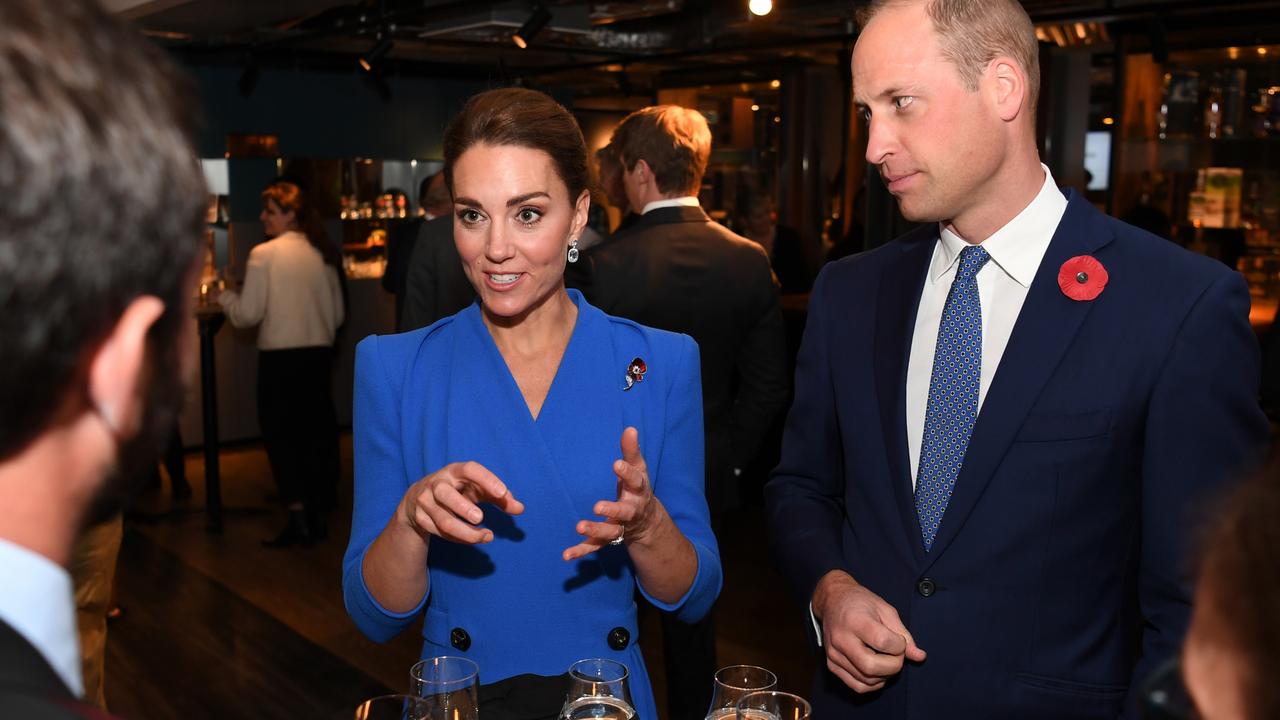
{"left": 567, "top": 238, "right": 580, "bottom": 264}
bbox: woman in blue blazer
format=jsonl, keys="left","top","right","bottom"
{"left": 342, "top": 88, "right": 721, "bottom": 720}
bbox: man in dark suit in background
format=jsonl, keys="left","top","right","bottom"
{"left": 400, "top": 174, "right": 475, "bottom": 332}
{"left": 575, "top": 105, "right": 789, "bottom": 720}
{"left": 765, "top": 1, "right": 1270, "bottom": 718}
{"left": 383, "top": 173, "right": 446, "bottom": 330}
{"left": 0, "top": 0, "right": 207, "bottom": 716}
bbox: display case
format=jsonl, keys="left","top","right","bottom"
{"left": 1113, "top": 44, "right": 1280, "bottom": 329}
{"left": 277, "top": 157, "right": 443, "bottom": 279}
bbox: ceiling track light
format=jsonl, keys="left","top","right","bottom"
{"left": 359, "top": 33, "right": 393, "bottom": 73}
{"left": 512, "top": 5, "right": 552, "bottom": 49}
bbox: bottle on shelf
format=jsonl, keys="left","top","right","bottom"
{"left": 1222, "top": 68, "right": 1247, "bottom": 138}
{"left": 1159, "top": 70, "right": 1200, "bottom": 140}
{"left": 1204, "top": 72, "right": 1223, "bottom": 140}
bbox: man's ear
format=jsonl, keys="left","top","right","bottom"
{"left": 988, "top": 56, "right": 1027, "bottom": 123}
{"left": 632, "top": 159, "right": 653, "bottom": 187}
{"left": 87, "top": 296, "right": 165, "bottom": 438}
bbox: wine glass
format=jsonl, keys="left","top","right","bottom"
{"left": 704, "top": 665, "right": 778, "bottom": 720}
{"left": 735, "top": 691, "right": 810, "bottom": 720}
{"left": 559, "top": 658, "right": 635, "bottom": 720}
{"left": 410, "top": 656, "right": 480, "bottom": 720}
{"left": 354, "top": 694, "right": 430, "bottom": 720}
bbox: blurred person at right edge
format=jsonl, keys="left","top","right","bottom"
{"left": 0, "top": 0, "right": 206, "bottom": 716}
{"left": 1173, "top": 464, "right": 1280, "bottom": 720}
{"left": 764, "top": 1, "right": 1269, "bottom": 719}
{"left": 571, "top": 106, "right": 789, "bottom": 720}
{"left": 219, "top": 182, "right": 345, "bottom": 547}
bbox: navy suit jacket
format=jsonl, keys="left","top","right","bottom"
{"left": 765, "top": 191, "right": 1269, "bottom": 720}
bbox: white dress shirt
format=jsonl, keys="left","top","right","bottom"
{"left": 640, "top": 196, "right": 700, "bottom": 215}
{"left": 0, "top": 537, "right": 83, "bottom": 696}
{"left": 906, "top": 165, "right": 1067, "bottom": 486}
{"left": 219, "top": 231, "right": 345, "bottom": 350}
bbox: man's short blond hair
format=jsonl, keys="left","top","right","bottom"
{"left": 610, "top": 105, "right": 712, "bottom": 197}
{"left": 859, "top": 0, "right": 1040, "bottom": 113}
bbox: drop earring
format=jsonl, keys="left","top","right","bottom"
{"left": 567, "top": 238, "right": 580, "bottom": 263}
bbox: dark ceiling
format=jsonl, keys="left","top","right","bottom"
{"left": 110, "top": 0, "right": 1280, "bottom": 95}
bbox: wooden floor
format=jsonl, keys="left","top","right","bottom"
{"left": 105, "top": 436, "right": 815, "bottom": 719}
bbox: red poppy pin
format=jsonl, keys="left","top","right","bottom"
{"left": 623, "top": 357, "right": 647, "bottom": 391}
{"left": 1057, "top": 255, "right": 1108, "bottom": 302}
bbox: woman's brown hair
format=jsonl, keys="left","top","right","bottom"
{"left": 261, "top": 181, "right": 340, "bottom": 268}
{"left": 442, "top": 87, "right": 588, "bottom": 201}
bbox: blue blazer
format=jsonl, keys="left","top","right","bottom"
{"left": 765, "top": 191, "right": 1269, "bottom": 720}
{"left": 343, "top": 290, "right": 721, "bottom": 720}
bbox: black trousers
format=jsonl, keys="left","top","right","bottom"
{"left": 659, "top": 460, "right": 729, "bottom": 720}
{"left": 257, "top": 347, "right": 340, "bottom": 513}
{"left": 661, "top": 609, "right": 717, "bottom": 720}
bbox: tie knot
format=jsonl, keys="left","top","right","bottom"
{"left": 956, "top": 245, "right": 990, "bottom": 282}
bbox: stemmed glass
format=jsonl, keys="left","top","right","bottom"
{"left": 354, "top": 694, "right": 430, "bottom": 720}
{"left": 704, "top": 665, "right": 778, "bottom": 720}
{"left": 735, "top": 691, "right": 811, "bottom": 720}
{"left": 559, "top": 658, "right": 636, "bottom": 720}
{"left": 410, "top": 656, "right": 480, "bottom": 720}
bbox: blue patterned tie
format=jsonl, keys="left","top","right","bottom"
{"left": 915, "top": 245, "right": 990, "bottom": 552}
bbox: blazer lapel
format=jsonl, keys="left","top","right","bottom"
{"left": 922, "top": 191, "right": 1115, "bottom": 566}
{"left": 873, "top": 227, "right": 936, "bottom": 566}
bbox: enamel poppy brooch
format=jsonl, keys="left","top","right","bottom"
{"left": 1058, "top": 255, "right": 1108, "bottom": 301}
{"left": 623, "top": 357, "right": 647, "bottom": 390}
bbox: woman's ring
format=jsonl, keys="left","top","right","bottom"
{"left": 609, "top": 530, "right": 624, "bottom": 546}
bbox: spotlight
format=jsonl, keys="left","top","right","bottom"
{"left": 748, "top": 0, "right": 772, "bottom": 16}
{"left": 512, "top": 5, "right": 552, "bottom": 49}
{"left": 359, "top": 34, "right": 393, "bottom": 73}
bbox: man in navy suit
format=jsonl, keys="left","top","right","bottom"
{"left": 0, "top": 1, "right": 205, "bottom": 716}
{"left": 765, "top": 1, "right": 1270, "bottom": 718}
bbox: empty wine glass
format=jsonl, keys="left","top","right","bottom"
{"left": 705, "top": 665, "right": 778, "bottom": 720}
{"left": 410, "top": 656, "right": 480, "bottom": 720}
{"left": 559, "top": 658, "right": 635, "bottom": 720}
{"left": 354, "top": 694, "right": 430, "bottom": 720}
{"left": 735, "top": 690, "right": 810, "bottom": 720}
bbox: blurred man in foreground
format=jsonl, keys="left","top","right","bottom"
{"left": 0, "top": 0, "right": 206, "bottom": 715}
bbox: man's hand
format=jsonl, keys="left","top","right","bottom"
{"left": 812, "top": 570, "right": 926, "bottom": 693}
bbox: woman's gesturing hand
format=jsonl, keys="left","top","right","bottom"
{"left": 400, "top": 461, "right": 525, "bottom": 544}
{"left": 564, "top": 427, "right": 661, "bottom": 561}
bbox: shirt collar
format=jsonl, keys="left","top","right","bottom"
{"left": 0, "top": 537, "right": 83, "bottom": 697}
{"left": 641, "top": 196, "right": 700, "bottom": 215}
{"left": 932, "top": 164, "right": 1067, "bottom": 287}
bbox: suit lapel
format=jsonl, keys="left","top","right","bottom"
{"left": 922, "top": 191, "right": 1115, "bottom": 566}
{"left": 874, "top": 227, "right": 937, "bottom": 566}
